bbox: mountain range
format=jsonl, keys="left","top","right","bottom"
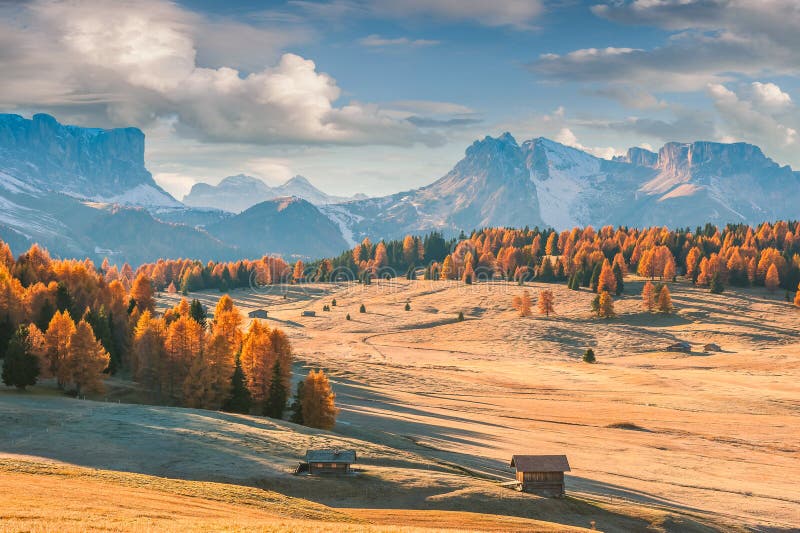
{"left": 1, "top": 112, "right": 798, "bottom": 264}
{"left": 183, "top": 174, "right": 366, "bottom": 212}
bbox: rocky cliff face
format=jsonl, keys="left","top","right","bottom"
{"left": 0, "top": 113, "right": 178, "bottom": 206}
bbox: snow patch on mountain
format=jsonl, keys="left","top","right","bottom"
{"left": 524, "top": 138, "right": 603, "bottom": 228}
{"left": 90, "top": 183, "right": 182, "bottom": 208}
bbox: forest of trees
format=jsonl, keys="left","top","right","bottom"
{"left": 2, "top": 221, "right": 799, "bottom": 418}
{"left": 0, "top": 242, "right": 336, "bottom": 428}
{"left": 301, "top": 222, "right": 800, "bottom": 314}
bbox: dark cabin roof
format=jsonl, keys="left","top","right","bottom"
{"left": 305, "top": 449, "right": 357, "bottom": 463}
{"left": 510, "top": 455, "right": 570, "bottom": 472}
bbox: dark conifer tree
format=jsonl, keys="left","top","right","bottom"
{"left": 289, "top": 381, "right": 304, "bottom": 424}
{"left": 222, "top": 356, "right": 252, "bottom": 414}
{"left": 710, "top": 273, "right": 725, "bottom": 294}
{"left": 590, "top": 262, "right": 602, "bottom": 292}
{"left": 264, "top": 360, "right": 288, "bottom": 418}
{"left": 189, "top": 299, "right": 207, "bottom": 329}
{"left": 1, "top": 326, "right": 40, "bottom": 390}
{"left": 612, "top": 263, "right": 624, "bottom": 295}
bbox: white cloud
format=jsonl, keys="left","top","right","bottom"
{"left": 0, "top": 0, "right": 443, "bottom": 147}
{"left": 535, "top": 1, "right": 800, "bottom": 91}
{"left": 359, "top": 35, "right": 440, "bottom": 47}
{"left": 707, "top": 82, "right": 797, "bottom": 147}
{"left": 748, "top": 82, "right": 792, "bottom": 112}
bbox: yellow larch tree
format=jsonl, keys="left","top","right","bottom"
{"left": 301, "top": 369, "right": 338, "bottom": 430}
{"left": 45, "top": 310, "right": 77, "bottom": 383}
{"left": 512, "top": 290, "right": 532, "bottom": 317}
{"left": 597, "top": 291, "right": 616, "bottom": 318}
{"left": 597, "top": 259, "right": 617, "bottom": 294}
{"left": 537, "top": 290, "right": 555, "bottom": 317}
{"left": 132, "top": 310, "right": 167, "bottom": 395}
{"left": 63, "top": 320, "right": 110, "bottom": 395}
{"left": 130, "top": 273, "right": 155, "bottom": 313}
{"left": 765, "top": 263, "right": 780, "bottom": 292}
{"left": 239, "top": 321, "right": 275, "bottom": 406}
{"left": 657, "top": 285, "right": 673, "bottom": 313}
{"left": 642, "top": 281, "right": 656, "bottom": 312}
{"left": 440, "top": 255, "right": 455, "bottom": 280}
{"left": 163, "top": 315, "right": 203, "bottom": 398}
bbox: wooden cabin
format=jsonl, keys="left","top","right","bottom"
{"left": 666, "top": 341, "right": 691, "bottom": 353}
{"left": 510, "top": 455, "right": 570, "bottom": 497}
{"left": 248, "top": 309, "right": 268, "bottom": 319}
{"left": 304, "top": 449, "right": 356, "bottom": 475}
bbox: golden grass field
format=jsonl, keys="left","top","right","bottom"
{"left": 2, "top": 277, "right": 798, "bottom": 531}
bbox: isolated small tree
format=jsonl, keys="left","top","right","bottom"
{"left": 583, "top": 348, "right": 596, "bottom": 363}
{"left": 345, "top": 313, "right": 351, "bottom": 321}
{"left": 512, "top": 290, "right": 533, "bottom": 317}
{"left": 264, "top": 360, "right": 288, "bottom": 419}
{"left": 457, "top": 311, "right": 464, "bottom": 322}
{"left": 405, "top": 302, "right": 411, "bottom": 311}
{"left": 222, "top": 355, "right": 252, "bottom": 414}
{"left": 331, "top": 299, "right": 337, "bottom": 307}
{"left": 1, "top": 326, "right": 40, "bottom": 390}
{"left": 765, "top": 264, "right": 780, "bottom": 292}
{"left": 289, "top": 381, "right": 304, "bottom": 424}
{"left": 537, "top": 290, "right": 555, "bottom": 317}
{"left": 642, "top": 281, "right": 656, "bottom": 312}
{"left": 596, "top": 291, "right": 616, "bottom": 318}
{"left": 709, "top": 272, "right": 724, "bottom": 294}
{"left": 359, "top": 303, "right": 366, "bottom": 313}
{"left": 657, "top": 285, "right": 673, "bottom": 313}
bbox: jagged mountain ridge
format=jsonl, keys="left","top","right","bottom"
{"left": 183, "top": 173, "right": 367, "bottom": 212}
{"left": 327, "top": 133, "right": 800, "bottom": 244}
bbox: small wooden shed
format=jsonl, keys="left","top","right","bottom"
{"left": 248, "top": 309, "right": 268, "bottom": 319}
{"left": 301, "top": 310, "right": 316, "bottom": 317}
{"left": 666, "top": 341, "right": 691, "bottom": 353}
{"left": 305, "top": 449, "right": 356, "bottom": 475}
{"left": 510, "top": 455, "right": 570, "bottom": 497}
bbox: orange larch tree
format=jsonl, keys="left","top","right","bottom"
{"left": 512, "top": 290, "right": 532, "bottom": 317}
{"left": 765, "top": 263, "right": 780, "bottom": 292}
{"left": 63, "top": 320, "right": 110, "bottom": 395}
{"left": 642, "top": 281, "right": 656, "bottom": 312}
{"left": 537, "top": 290, "right": 555, "bottom": 317}
{"left": 597, "top": 259, "right": 617, "bottom": 294}
{"left": 301, "top": 369, "right": 338, "bottom": 430}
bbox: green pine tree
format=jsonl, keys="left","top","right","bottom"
{"left": 710, "top": 273, "right": 725, "bottom": 294}
{"left": 189, "top": 299, "right": 207, "bottom": 328}
{"left": 288, "top": 381, "right": 304, "bottom": 424}
{"left": 222, "top": 356, "right": 252, "bottom": 414}
{"left": 1, "top": 326, "right": 40, "bottom": 390}
{"left": 405, "top": 302, "right": 411, "bottom": 311}
{"left": 583, "top": 349, "right": 596, "bottom": 363}
{"left": 590, "top": 263, "right": 602, "bottom": 292}
{"left": 264, "top": 360, "right": 288, "bottom": 419}
{"left": 359, "top": 304, "right": 366, "bottom": 313}
{"left": 612, "top": 263, "right": 624, "bottom": 295}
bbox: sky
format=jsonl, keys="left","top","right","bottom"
{"left": 2, "top": 0, "right": 800, "bottom": 199}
